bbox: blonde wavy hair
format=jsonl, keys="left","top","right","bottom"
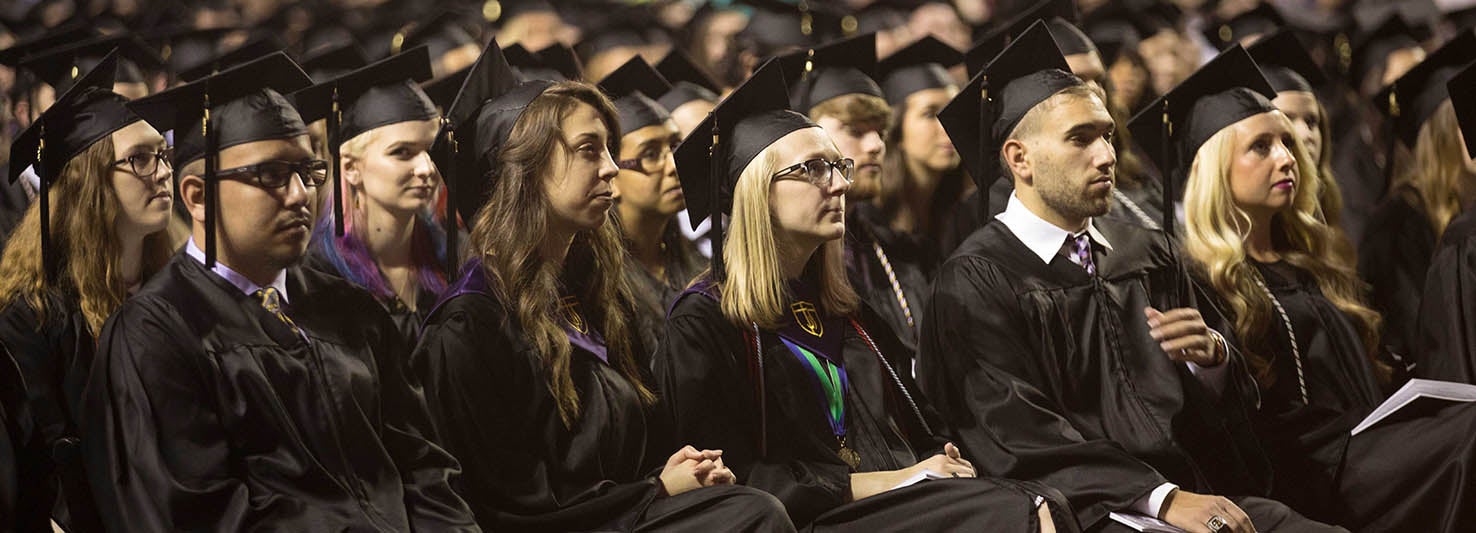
{"left": 1389, "top": 100, "right": 1472, "bottom": 239}
{"left": 718, "top": 133, "right": 859, "bottom": 328}
{"left": 1182, "top": 111, "right": 1385, "bottom": 387}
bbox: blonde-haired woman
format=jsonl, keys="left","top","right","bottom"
{"left": 411, "top": 42, "right": 793, "bottom": 531}
{"left": 0, "top": 55, "right": 173, "bottom": 532}
{"left": 1176, "top": 71, "right": 1476, "bottom": 532}
{"left": 293, "top": 48, "right": 448, "bottom": 341}
{"left": 1359, "top": 33, "right": 1476, "bottom": 367}
{"left": 656, "top": 64, "right": 1068, "bottom": 531}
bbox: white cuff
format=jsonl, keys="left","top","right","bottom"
{"left": 1131, "top": 482, "right": 1178, "bottom": 518}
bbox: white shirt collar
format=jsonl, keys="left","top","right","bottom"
{"left": 185, "top": 238, "right": 290, "bottom": 304}
{"left": 995, "top": 192, "right": 1113, "bottom": 265}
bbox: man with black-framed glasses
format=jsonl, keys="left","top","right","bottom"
{"left": 80, "top": 52, "right": 479, "bottom": 531}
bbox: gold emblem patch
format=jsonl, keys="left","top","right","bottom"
{"left": 791, "top": 301, "right": 823, "bottom": 337}
{"left": 560, "top": 296, "right": 587, "bottom": 334}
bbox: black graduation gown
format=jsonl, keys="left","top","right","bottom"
{"left": 0, "top": 345, "right": 31, "bottom": 532}
{"left": 918, "top": 219, "right": 1313, "bottom": 531}
{"left": 656, "top": 283, "right": 1076, "bottom": 531}
{"left": 624, "top": 225, "right": 704, "bottom": 355}
{"left": 413, "top": 262, "right": 792, "bottom": 532}
{"left": 1328, "top": 116, "right": 1384, "bottom": 249}
{"left": 1415, "top": 208, "right": 1476, "bottom": 383}
{"left": 1358, "top": 189, "right": 1436, "bottom": 364}
{"left": 0, "top": 291, "right": 102, "bottom": 531}
{"left": 845, "top": 203, "right": 936, "bottom": 360}
{"left": 81, "top": 252, "right": 479, "bottom": 531}
{"left": 1237, "top": 261, "right": 1476, "bottom": 531}
{"left": 301, "top": 244, "right": 441, "bottom": 343}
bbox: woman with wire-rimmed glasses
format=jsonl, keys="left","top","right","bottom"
{"left": 0, "top": 53, "right": 175, "bottom": 532}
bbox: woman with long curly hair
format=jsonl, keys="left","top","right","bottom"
{"left": 1176, "top": 53, "right": 1476, "bottom": 532}
{"left": 655, "top": 61, "right": 1069, "bottom": 531}
{"left": 294, "top": 47, "right": 449, "bottom": 341}
{"left": 411, "top": 41, "right": 793, "bottom": 531}
{"left": 0, "top": 55, "right": 174, "bottom": 532}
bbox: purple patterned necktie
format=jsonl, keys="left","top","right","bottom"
{"left": 1070, "top": 234, "right": 1096, "bottom": 275}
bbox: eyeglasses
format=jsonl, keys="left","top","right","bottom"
{"left": 616, "top": 140, "right": 678, "bottom": 174}
{"left": 111, "top": 147, "right": 174, "bottom": 177}
{"left": 771, "top": 157, "right": 855, "bottom": 189}
{"left": 214, "top": 159, "right": 330, "bottom": 190}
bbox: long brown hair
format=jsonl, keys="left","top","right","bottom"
{"left": 1390, "top": 100, "right": 1472, "bottom": 239}
{"left": 467, "top": 81, "right": 653, "bottom": 427}
{"left": 0, "top": 136, "right": 173, "bottom": 334}
{"left": 1182, "top": 113, "right": 1385, "bottom": 387}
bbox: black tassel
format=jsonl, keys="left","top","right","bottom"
{"left": 709, "top": 113, "right": 724, "bottom": 280}
{"left": 977, "top": 75, "right": 990, "bottom": 221}
{"left": 37, "top": 122, "right": 53, "bottom": 285}
{"left": 1160, "top": 99, "right": 1187, "bottom": 307}
{"left": 444, "top": 123, "right": 459, "bottom": 274}
{"left": 1381, "top": 89, "right": 1400, "bottom": 197}
{"left": 203, "top": 89, "right": 218, "bottom": 268}
{"left": 329, "top": 85, "right": 345, "bottom": 236}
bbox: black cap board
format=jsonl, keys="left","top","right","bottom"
{"left": 146, "top": 26, "right": 238, "bottom": 78}
{"left": 674, "top": 58, "right": 817, "bottom": 278}
{"left": 598, "top": 56, "right": 673, "bottom": 135}
{"left": 126, "top": 51, "right": 314, "bottom": 266}
{"left": 17, "top": 34, "right": 164, "bottom": 93}
{"left": 178, "top": 35, "right": 285, "bottom": 82}
{"left": 393, "top": 9, "right": 477, "bottom": 60}
{"left": 1246, "top": 29, "right": 1327, "bottom": 94}
{"left": 1349, "top": 13, "right": 1423, "bottom": 82}
{"left": 1204, "top": 3, "right": 1285, "bottom": 50}
{"left": 423, "top": 65, "right": 471, "bottom": 110}
{"left": 1446, "top": 60, "right": 1476, "bottom": 159}
{"left": 9, "top": 51, "right": 142, "bottom": 281}
{"left": 737, "top": 0, "right": 844, "bottom": 55}
{"left": 939, "top": 20, "right": 1083, "bottom": 207}
{"left": 536, "top": 43, "right": 583, "bottom": 81}
{"left": 877, "top": 35, "right": 963, "bottom": 106}
{"left": 656, "top": 48, "right": 723, "bottom": 111}
{"left": 966, "top": 0, "right": 1088, "bottom": 76}
{"left": 0, "top": 22, "right": 97, "bottom": 67}
{"left": 1375, "top": 29, "right": 1476, "bottom": 147}
{"left": 292, "top": 46, "right": 439, "bottom": 236}
{"left": 504, "top": 42, "right": 582, "bottom": 81}
{"left": 774, "top": 32, "right": 883, "bottom": 112}
{"left": 299, "top": 42, "right": 369, "bottom": 82}
{"left": 1127, "top": 44, "right": 1277, "bottom": 232}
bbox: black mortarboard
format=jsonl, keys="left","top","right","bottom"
{"left": 0, "top": 22, "right": 96, "bottom": 66}
{"left": 146, "top": 26, "right": 237, "bottom": 77}
{"left": 422, "top": 65, "right": 471, "bottom": 110}
{"left": 299, "top": 42, "right": 368, "bottom": 82}
{"left": 598, "top": 56, "right": 673, "bottom": 135}
{"left": 853, "top": 0, "right": 915, "bottom": 35}
{"left": 126, "top": 52, "right": 313, "bottom": 266}
{"left": 178, "top": 35, "right": 285, "bottom": 82}
{"left": 392, "top": 9, "right": 477, "bottom": 60}
{"left": 293, "top": 46, "right": 438, "bottom": 236}
{"left": 877, "top": 35, "right": 963, "bottom": 106}
{"left": 965, "top": 0, "right": 1088, "bottom": 76}
{"left": 1375, "top": 30, "right": 1476, "bottom": 147}
{"left": 504, "top": 42, "right": 582, "bottom": 81}
{"left": 432, "top": 37, "right": 554, "bottom": 252}
{"left": 17, "top": 34, "right": 164, "bottom": 93}
{"left": 1204, "top": 3, "right": 1285, "bottom": 50}
{"left": 1081, "top": 0, "right": 1172, "bottom": 66}
{"left": 737, "top": 0, "right": 843, "bottom": 55}
{"left": 775, "top": 32, "right": 883, "bottom": 112}
{"left": 536, "top": 44, "right": 583, "bottom": 80}
{"left": 940, "top": 20, "right": 1083, "bottom": 209}
{"left": 10, "top": 51, "right": 141, "bottom": 281}
{"left": 574, "top": 8, "right": 667, "bottom": 64}
{"left": 1127, "top": 45, "right": 1276, "bottom": 233}
{"left": 1246, "top": 30, "right": 1327, "bottom": 94}
{"left": 674, "top": 58, "right": 815, "bottom": 278}
{"left": 1348, "top": 13, "right": 1423, "bottom": 82}
{"left": 656, "top": 48, "right": 722, "bottom": 111}
{"left": 1447, "top": 60, "right": 1476, "bottom": 159}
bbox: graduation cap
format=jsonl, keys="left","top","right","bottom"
{"left": 503, "top": 42, "right": 582, "bottom": 81}
{"left": 877, "top": 35, "right": 963, "bottom": 106}
{"left": 598, "top": 56, "right": 673, "bottom": 135}
{"left": 299, "top": 42, "right": 368, "bottom": 82}
{"left": 422, "top": 65, "right": 471, "bottom": 110}
{"left": 656, "top": 48, "right": 723, "bottom": 111}
{"left": 392, "top": 9, "right": 477, "bottom": 60}
{"left": 1348, "top": 13, "right": 1423, "bottom": 82}
{"left": 145, "top": 26, "right": 237, "bottom": 78}
{"left": 852, "top": 0, "right": 916, "bottom": 36}
{"left": 737, "top": 0, "right": 844, "bottom": 55}
{"left": 1203, "top": 3, "right": 1285, "bottom": 50}
{"left": 17, "top": 34, "right": 164, "bottom": 94}
{"left": 774, "top": 32, "right": 883, "bottom": 112}
{"left": 574, "top": 8, "right": 665, "bottom": 65}
{"left": 432, "top": 37, "right": 554, "bottom": 258}
{"left": 965, "top": 0, "right": 1089, "bottom": 76}
{"left": 9, "top": 51, "right": 141, "bottom": 282}
{"left": 1246, "top": 30, "right": 1328, "bottom": 94}
{"left": 1080, "top": 1, "right": 1165, "bottom": 65}
{"left": 178, "top": 35, "right": 285, "bottom": 82}
{"left": 485, "top": 0, "right": 557, "bottom": 26}
{"left": 1127, "top": 45, "right": 1276, "bottom": 234}
{"left": 0, "top": 21, "right": 96, "bottom": 66}
{"left": 673, "top": 58, "right": 816, "bottom": 278}
{"left": 1446, "top": 60, "right": 1476, "bottom": 159}
{"left": 536, "top": 44, "right": 583, "bottom": 81}
{"left": 126, "top": 51, "right": 314, "bottom": 267}
{"left": 292, "top": 46, "right": 439, "bottom": 236}
{"left": 1375, "top": 29, "right": 1476, "bottom": 147}
{"left": 939, "top": 20, "right": 1083, "bottom": 209}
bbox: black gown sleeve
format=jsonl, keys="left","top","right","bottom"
{"left": 918, "top": 257, "right": 1167, "bottom": 529}
{"left": 415, "top": 296, "right": 659, "bottom": 530}
{"left": 82, "top": 297, "right": 266, "bottom": 531}
{"left": 1415, "top": 226, "right": 1476, "bottom": 383}
{"left": 654, "top": 296, "right": 854, "bottom": 525}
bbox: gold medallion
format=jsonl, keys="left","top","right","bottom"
{"left": 791, "top": 301, "right": 823, "bottom": 337}
{"left": 838, "top": 444, "right": 861, "bottom": 470}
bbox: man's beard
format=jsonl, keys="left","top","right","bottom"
{"left": 1036, "top": 157, "right": 1112, "bottom": 222}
